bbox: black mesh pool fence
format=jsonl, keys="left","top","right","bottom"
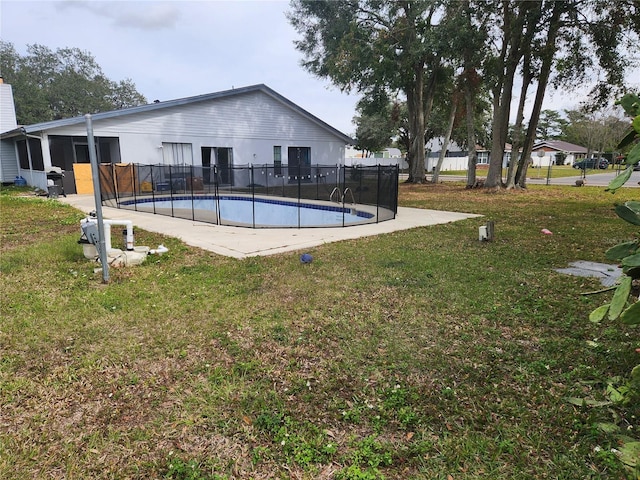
{"left": 99, "top": 163, "right": 399, "bottom": 228}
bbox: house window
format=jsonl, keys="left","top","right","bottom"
{"left": 273, "top": 146, "right": 282, "bottom": 175}
{"left": 162, "top": 142, "right": 193, "bottom": 166}
{"left": 477, "top": 151, "right": 489, "bottom": 165}
{"left": 16, "top": 138, "right": 45, "bottom": 170}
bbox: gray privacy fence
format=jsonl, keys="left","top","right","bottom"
{"left": 99, "top": 163, "right": 399, "bottom": 228}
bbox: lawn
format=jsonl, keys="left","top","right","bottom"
{"left": 1, "top": 183, "right": 639, "bottom": 479}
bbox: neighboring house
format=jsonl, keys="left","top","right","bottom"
{"left": 425, "top": 139, "right": 512, "bottom": 171}
{"left": 0, "top": 84, "right": 353, "bottom": 193}
{"left": 531, "top": 140, "right": 588, "bottom": 167}
{"left": 345, "top": 146, "right": 404, "bottom": 167}
{"left": 0, "top": 78, "right": 19, "bottom": 183}
{"left": 347, "top": 140, "right": 513, "bottom": 172}
{"left": 426, "top": 138, "right": 589, "bottom": 170}
{"left": 425, "top": 139, "right": 469, "bottom": 171}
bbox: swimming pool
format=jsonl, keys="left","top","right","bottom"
{"left": 120, "top": 195, "right": 378, "bottom": 228}
{"left": 101, "top": 163, "right": 399, "bottom": 228}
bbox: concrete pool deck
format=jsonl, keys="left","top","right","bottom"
{"left": 60, "top": 194, "right": 481, "bottom": 259}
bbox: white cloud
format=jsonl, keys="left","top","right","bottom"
{"left": 57, "top": 0, "right": 182, "bottom": 30}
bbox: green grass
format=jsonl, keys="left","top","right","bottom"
{"left": 1, "top": 184, "right": 639, "bottom": 479}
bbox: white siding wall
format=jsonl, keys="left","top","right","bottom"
{"left": 41, "top": 91, "right": 347, "bottom": 168}
{"left": 0, "top": 83, "right": 17, "bottom": 132}
{"left": 0, "top": 140, "right": 19, "bottom": 183}
{"left": 532, "top": 152, "right": 578, "bottom": 167}
{"left": 0, "top": 83, "right": 19, "bottom": 182}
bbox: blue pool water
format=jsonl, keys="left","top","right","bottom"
{"left": 122, "top": 196, "right": 375, "bottom": 228}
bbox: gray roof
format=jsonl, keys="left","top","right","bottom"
{"left": 1, "top": 84, "right": 354, "bottom": 144}
{"left": 533, "top": 140, "right": 587, "bottom": 153}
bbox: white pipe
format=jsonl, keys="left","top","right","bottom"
{"left": 103, "top": 222, "right": 112, "bottom": 250}
{"left": 103, "top": 219, "right": 134, "bottom": 250}
{"left": 82, "top": 217, "right": 134, "bottom": 251}
{"left": 149, "top": 244, "right": 168, "bottom": 255}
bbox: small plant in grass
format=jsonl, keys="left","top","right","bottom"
{"left": 584, "top": 93, "right": 640, "bottom": 478}
{"left": 335, "top": 436, "right": 392, "bottom": 480}
{"left": 254, "top": 411, "right": 337, "bottom": 467}
{"left": 335, "top": 464, "right": 385, "bottom": 480}
{"left": 352, "top": 435, "right": 393, "bottom": 469}
{"left": 163, "top": 456, "right": 227, "bottom": 480}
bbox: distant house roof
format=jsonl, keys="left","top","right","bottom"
{"left": 476, "top": 143, "right": 512, "bottom": 152}
{"left": 0, "top": 84, "right": 354, "bottom": 144}
{"left": 533, "top": 140, "right": 587, "bottom": 153}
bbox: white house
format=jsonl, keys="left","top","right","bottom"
{"left": 0, "top": 84, "right": 353, "bottom": 193}
{"left": 345, "top": 146, "right": 406, "bottom": 167}
{"left": 0, "top": 78, "right": 19, "bottom": 183}
{"left": 531, "top": 140, "right": 588, "bottom": 167}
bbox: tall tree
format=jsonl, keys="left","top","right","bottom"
{"left": 0, "top": 41, "right": 147, "bottom": 124}
{"left": 478, "top": 0, "right": 640, "bottom": 189}
{"left": 441, "top": 0, "right": 489, "bottom": 187}
{"left": 563, "top": 108, "right": 629, "bottom": 157}
{"left": 288, "top": 0, "right": 447, "bottom": 183}
{"left": 482, "top": 1, "right": 543, "bottom": 188}
{"left": 353, "top": 92, "right": 400, "bottom": 157}
{"left": 515, "top": 1, "right": 564, "bottom": 187}
{"left": 536, "top": 110, "right": 567, "bottom": 140}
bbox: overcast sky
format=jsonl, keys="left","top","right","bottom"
{"left": 1, "top": 0, "right": 637, "bottom": 137}
{"left": 1, "top": 0, "right": 362, "bottom": 134}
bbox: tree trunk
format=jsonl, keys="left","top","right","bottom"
{"left": 485, "top": 2, "right": 536, "bottom": 188}
{"left": 517, "top": 3, "right": 563, "bottom": 188}
{"left": 432, "top": 99, "right": 457, "bottom": 184}
{"left": 461, "top": 2, "right": 478, "bottom": 188}
{"left": 506, "top": 56, "right": 532, "bottom": 189}
{"left": 464, "top": 77, "right": 477, "bottom": 187}
{"left": 485, "top": 49, "right": 520, "bottom": 188}
{"left": 406, "top": 65, "right": 426, "bottom": 183}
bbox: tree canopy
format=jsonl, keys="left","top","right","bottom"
{"left": 562, "top": 108, "right": 630, "bottom": 158}
{"left": 288, "top": 0, "right": 640, "bottom": 187}
{"left": 353, "top": 93, "right": 400, "bottom": 157}
{"left": 288, "top": 0, "right": 447, "bottom": 183}
{"left": 0, "top": 41, "right": 147, "bottom": 125}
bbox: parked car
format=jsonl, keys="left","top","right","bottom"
{"left": 573, "top": 158, "right": 609, "bottom": 170}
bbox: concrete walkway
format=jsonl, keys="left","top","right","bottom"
{"left": 59, "top": 195, "right": 481, "bottom": 259}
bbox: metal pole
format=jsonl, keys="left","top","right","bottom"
{"left": 23, "top": 134, "right": 35, "bottom": 187}
{"left": 85, "top": 114, "right": 109, "bottom": 283}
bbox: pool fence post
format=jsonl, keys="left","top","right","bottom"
{"left": 376, "top": 164, "right": 381, "bottom": 223}
{"left": 111, "top": 163, "right": 119, "bottom": 209}
{"left": 251, "top": 165, "right": 256, "bottom": 228}
{"left": 214, "top": 165, "right": 221, "bottom": 225}
{"left": 169, "top": 165, "right": 174, "bottom": 218}
{"left": 132, "top": 163, "right": 138, "bottom": 211}
{"left": 151, "top": 165, "right": 157, "bottom": 214}
{"left": 341, "top": 164, "right": 346, "bottom": 227}
{"left": 190, "top": 164, "right": 195, "bottom": 221}
{"left": 265, "top": 164, "right": 269, "bottom": 197}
